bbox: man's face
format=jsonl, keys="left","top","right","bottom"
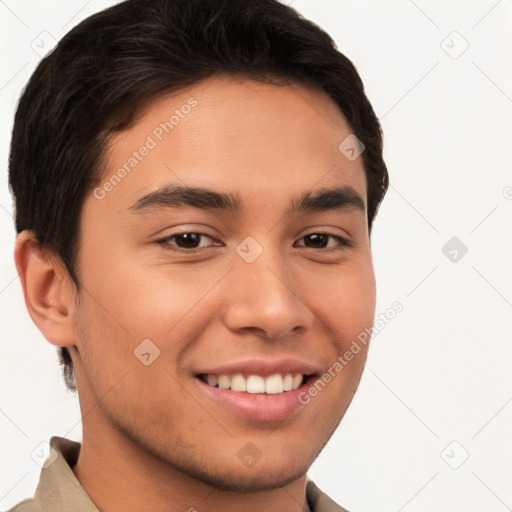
{"left": 72, "top": 76, "right": 375, "bottom": 490}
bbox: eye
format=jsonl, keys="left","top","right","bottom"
{"left": 156, "top": 232, "right": 220, "bottom": 253}
{"left": 155, "top": 230, "right": 352, "bottom": 254}
{"left": 295, "top": 232, "right": 352, "bottom": 250}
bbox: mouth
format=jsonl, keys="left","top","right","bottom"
{"left": 196, "top": 372, "right": 310, "bottom": 394}
{"left": 193, "top": 370, "right": 319, "bottom": 422}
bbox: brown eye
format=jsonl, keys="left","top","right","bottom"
{"left": 156, "top": 232, "right": 218, "bottom": 253}
{"left": 303, "top": 233, "right": 329, "bottom": 248}
{"left": 295, "top": 233, "right": 351, "bottom": 250}
{"left": 172, "top": 233, "right": 203, "bottom": 249}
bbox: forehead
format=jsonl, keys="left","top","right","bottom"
{"left": 93, "top": 75, "right": 367, "bottom": 213}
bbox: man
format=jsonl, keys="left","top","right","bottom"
{"left": 8, "top": 0, "right": 388, "bottom": 510}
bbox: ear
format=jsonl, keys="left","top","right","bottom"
{"left": 14, "top": 231, "right": 77, "bottom": 348}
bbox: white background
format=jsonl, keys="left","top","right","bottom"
{"left": 1, "top": 1, "right": 511, "bottom": 511}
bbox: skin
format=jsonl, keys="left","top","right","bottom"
{"left": 15, "top": 75, "right": 376, "bottom": 512}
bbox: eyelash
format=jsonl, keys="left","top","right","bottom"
{"left": 155, "top": 231, "right": 352, "bottom": 254}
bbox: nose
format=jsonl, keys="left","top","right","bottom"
{"left": 221, "top": 244, "right": 314, "bottom": 340}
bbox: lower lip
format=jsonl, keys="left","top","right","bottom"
{"left": 194, "top": 376, "right": 314, "bottom": 422}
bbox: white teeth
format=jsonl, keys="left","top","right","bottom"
{"left": 246, "top": 375, "right": 265, "bottom": 393}
{"left": 265, "top": 374, "right": 284, "bottom": 394}
{"left": 207, "top": 374, "right": 218, "bottom": 387}
{"left": 292, "top": 373, "right": 303, "bottom": 389}
{"left": 218, "top": 375, "right": 231, "bottom": 389}
{"left": 230, "top": 374, "right": 247, "bottom": 392}
{"left": 283, "top": 374, "right": 293, "bottom": 391}
{"left": 203, "top": 372, "right": 305, "bottom": 394}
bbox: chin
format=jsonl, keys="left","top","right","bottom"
{"left": 181, "top": 460, "right": 310, "bottom": 492}
{"left": 113, "top": 406, "right": 323, "bottom": 492}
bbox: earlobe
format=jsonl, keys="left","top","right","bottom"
{"left": 14, "top": 231, "right": 76, "bottom": 348}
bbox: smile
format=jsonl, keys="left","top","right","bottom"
{"left": 199, "top": 373, "right": 304, "bottom": 394}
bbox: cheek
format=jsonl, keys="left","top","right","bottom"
{"left": 79, "top": 238, "right": 228, "bottom": 339}
{"left": 300, "top": 262, "right": 375, "bottom": 425}
{"left": 310, "top": 257, "right": 376, "bottom": 349}
{"left": 73, "top": 295, "right": 192, "bottom": 430}
{"left": 72, "top": 253, "right": 231, "bottom": 400}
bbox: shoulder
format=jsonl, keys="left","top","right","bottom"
{"left": 6, "top": 498, "right": 39, "bottom": 512}
{"left": 306, "top": 479, "right": 352, "bottom": 512}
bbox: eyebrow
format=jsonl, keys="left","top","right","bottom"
{"left": 129, "top": 184, "right": 365, "bottom": 215}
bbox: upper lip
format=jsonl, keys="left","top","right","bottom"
{"left": 194, "top": 358, "right": 321, "bottom": 377}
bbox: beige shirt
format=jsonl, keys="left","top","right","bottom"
{"left": 8, "top": 437, "right": 349, "bottom": 512}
